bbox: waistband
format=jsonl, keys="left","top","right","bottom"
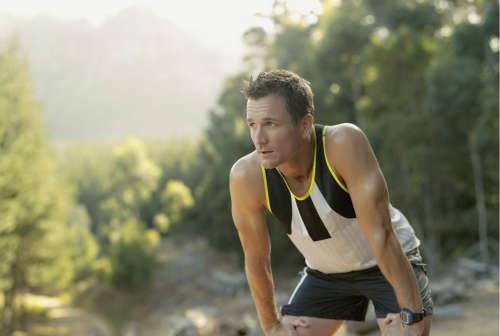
{"left": 305, "top": 246, "right": 426, "bottom": 278}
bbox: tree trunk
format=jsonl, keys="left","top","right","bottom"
{"left": 468, "top": 133, "right": 489, "bottom": 265}
{"left": 1, "top": 256, "right": 22, "bottom": 336}
{"left": 423, "top": 184, "right": 440, "bottom": 275}
{"left": 1, "top": 287, "right": 16, "bottom": 336}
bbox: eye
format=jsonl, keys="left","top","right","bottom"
{"left": 264, "top": 121, "right": 276, "bottom": 126}
{"left": 247, "top": 122, "right": 255, "bottom": 127}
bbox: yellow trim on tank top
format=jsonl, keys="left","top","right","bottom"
{"left": 322, "top": 126, "right": 349, "bottom": 193}
{"left": 277, "top": 128, "right": 316, "bottom": 201}
{"left": 260, "top": 164, "right": 273, "bottom": 213}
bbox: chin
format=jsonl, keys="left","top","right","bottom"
{"left": 260, "top": 158, "right": 279, "bottom": 170}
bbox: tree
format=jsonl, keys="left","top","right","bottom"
{"left": 100, "top": 137, "right": 161, "bottom": 289}
{"left": 190, "top": 72, "right": 253, "bottom": 253}
{"left": 311, "top": 0, "right": 373, "bottom": 125}
{"left": 423, "top": 8, "right": 499, "bottom": 264}
{"left": 0, "top": 39, "right": 75, "bottom": 334}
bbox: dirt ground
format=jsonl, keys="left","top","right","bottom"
{"left": 22, "top": 237, "right": 500, "bottom": 336}
{"left": 342, "top": 286, "right": 499, "bottom": 336}
{"left": 416, "top": 286, "right": 498, "bottom": 336}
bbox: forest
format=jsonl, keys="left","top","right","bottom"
{"left": 0, "top": 0, "right": 498, "bottom": 335}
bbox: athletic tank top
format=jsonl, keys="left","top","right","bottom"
{"left": 261, "top": 124, "right": 420, "bottom": 273}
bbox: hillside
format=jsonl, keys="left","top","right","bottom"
{"left": 0, "top": 7, "right": 240, "bottom": 140}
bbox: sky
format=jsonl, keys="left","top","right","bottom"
{"left": 0, "top": 0, "right": 323, "bottom": 57}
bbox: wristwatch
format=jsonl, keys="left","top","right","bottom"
{"left": 400, "top": 307, "right": 426, "bottom": 325}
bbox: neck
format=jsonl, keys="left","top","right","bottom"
{"left": 277, "top": 128, "right": 315, "bottom": 180}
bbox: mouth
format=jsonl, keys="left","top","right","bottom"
{"left": 258, "top": 150, "right": 273, "bottom": 155}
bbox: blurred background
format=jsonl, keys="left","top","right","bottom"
{"left": 0, "top": 0, "right": 498, "bottom": 335}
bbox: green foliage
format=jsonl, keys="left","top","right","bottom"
{"left": 4, "top": 1, "right": 496, "bottom": 306}
{"left": 108, "top": 219, "right": 158, "bottom": 290}
{"left": 310, "top": 0, "right": 373, "bottom": 124}
{"left": 54, "top": 136, "right": 198, "bottom": 290}
{"left": 189, "top": 73, "right": 254, "bottom": 250}
{"left": 364, "top": 0, "right": 441, "bottom": 33}
{"left": 193, "top": 0, "right": 499, "bottom": 271}
{"left": 160, "top": 180, "right": 193, "bottom": 225}
{"left": 97, "top": 138, "right": 162, "bottom": 289}
{"left": 0, "top": 38, "right": 98, "bottom": 333}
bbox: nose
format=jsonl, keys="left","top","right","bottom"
{"left": 253, "top": 125, "right": 268, "bottom": 146}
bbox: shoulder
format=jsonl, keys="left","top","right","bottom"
{"left": 323, "top": 122, "right": 384, "bottom": 191}
{"left": 323, "top": 122, "right": 372, "bottom": 162}
{"left": 324, "top": 122, "right": 367, "bottom": 147}
{"left": 230, "top": 151, "right": 262, "bottom": 184}
{"left": 229, "top": 151, "right": 265, "bottom": 204}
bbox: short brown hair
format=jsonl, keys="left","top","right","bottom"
{"left": 241, "top": 69, "right": 314, "bottom": 123}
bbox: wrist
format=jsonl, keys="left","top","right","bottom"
{"left": 400, "top": 307, "right": 427, "bottom": 326}
{"left": 263, "top": 316, "right": 281, "bottom": 332}
{"left": 264, "top": 317, "right": 282, "bottom": 334}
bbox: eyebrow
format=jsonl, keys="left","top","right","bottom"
{"left": 246, "top": 117, "right": 279, "bottom": 122}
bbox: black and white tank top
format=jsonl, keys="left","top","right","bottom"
{"left": 261, "top": 124, "right": 420, "bottom": 273}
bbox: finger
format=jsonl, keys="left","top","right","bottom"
{"left": 383, "top": 313, "right": 398, "bottom": 325}
{"left": 292, "top": 318, "right": 310, "bottom": 328}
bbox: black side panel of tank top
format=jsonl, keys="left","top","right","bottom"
{"left": 314, "top": 124, "right": 357, "bottom": 218}
{"left": 296, "top": 197, "right": 332, "bottom": 241}
{"left": 264, "top": 169, "right": 292, "bottom": 234}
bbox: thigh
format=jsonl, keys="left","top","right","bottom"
{"left": 282, "top": 315, "right": 344, "bottom": 336}
{"left": 359, "top": 263, "right": 434, "bottom": 319}
{"left": 280, "top": 267, "right": 369, "bottom": 321}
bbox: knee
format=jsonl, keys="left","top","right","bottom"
{"left": 282, "top": 315, "right": 344, "bottom": 336}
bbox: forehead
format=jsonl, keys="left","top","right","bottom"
{"left": 246, "top": 94, "right": 289, "bottom": 120}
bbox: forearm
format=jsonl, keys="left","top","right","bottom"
{"left": 374, "top": 231, "right": 423, "bottom": 312}
{"left": 244, "top": 257, "right": 280, "bottom": 334}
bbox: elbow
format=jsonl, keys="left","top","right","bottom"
{"left": 370, "top": 193, "right": 393, "bottom": 246}
{"left": 369, "top": 216, "right": 397, "bottom": 255}
{"left": 371, "top": 225, "right": 392, "bottom": 248}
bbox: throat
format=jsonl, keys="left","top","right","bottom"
{"left": 289, "top": 173, "right": 309, "bottom": 183}
{"left": 276, "top": 126, "right": 317, "bottom": 198}
{"left": 280, "top": 171, "right": 313, "bottom": 198}
{"left": 278, "top": 155, "right": 316, "bottom": 199}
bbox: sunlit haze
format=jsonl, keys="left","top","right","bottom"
{"left": 0, "top": 0, "right": 323, "bottom": 53}
{"left": 0, "top": 0, "right": 323, "bottom": 139}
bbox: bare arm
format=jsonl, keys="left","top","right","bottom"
{"left": 326, "top": 124, "right": 423, "bottom": 313}
{"left": 229, "top": 158, "right": 281, "bottom": 334}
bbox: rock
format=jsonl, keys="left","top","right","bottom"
{"left": 165, "top": 315, "right": 198, "bottom": 336}
{"left": 457, "top": 257, "right": 489, "bottom": 274}
{"left": 433, "top": 304, "right": 464, "bottom": 320}
{"left": 185, "top": 307, "right": 217, "bottom": 331}
{"left": 431, "top": 278, "right": 468, "bottom": 305}
{"left": 122, "top": 321, "right": 140, "bottom": 336}
{"left": 218, "top": 320, "right": 250, "bottom": 335}
{"left": 203, "top": 270, "right": 247, "bottom": 296}
{"left": 474, "top": 278, "right": 499, "bottom": 291}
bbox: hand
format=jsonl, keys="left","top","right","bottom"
{"left": 266, "top": 317, "right": 310, "bottom": 336}
{"left": 383, "top": 313, "right": 422, "bottom": 336}
{"left": 382, "top": 313, "right": 404, "bottom": 336}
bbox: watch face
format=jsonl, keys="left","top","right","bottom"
{"left": 400, "top": 310, "right": 413, "bottom": 325}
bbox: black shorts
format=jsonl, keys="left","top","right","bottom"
{"left": 279, "top": 247, "right": 434, "bottom": 321}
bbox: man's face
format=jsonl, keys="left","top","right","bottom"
{"left": 246, "top": 94, "right": 303, "bottom": 169}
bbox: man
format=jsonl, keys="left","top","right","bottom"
{"left": 229, "top": 70, "right": 433, "bottom": 336}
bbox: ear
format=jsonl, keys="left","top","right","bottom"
{"left": 301, "top": 112, "right": 314, "bottom": 135}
